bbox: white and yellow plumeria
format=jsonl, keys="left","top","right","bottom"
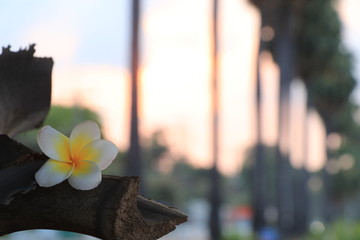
{"left": 35, "top": 121, "right": 118, "bottom": 190}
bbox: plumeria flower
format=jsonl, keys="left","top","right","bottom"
{"left": 35, "top": 121, "right": 118, "bottom": 190}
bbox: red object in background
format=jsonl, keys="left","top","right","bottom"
{"left": 232, "top": 206, "right": 253, "bottom": 220}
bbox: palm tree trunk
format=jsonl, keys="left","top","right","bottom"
{"left": 322, "top": 118, "right": 335, "bottom": 223}
{"left": 292, "top": 96, "right": 310, "bottom": 235}
{"left": 273, "top": 2, "right": 296, "bottom": 237}
{"left": 127, "top": 0, "right": 144, "bottom": 192}
{"left": 209, "top": 0, "right": 221, "bottom": 239}
{"left": 252, "top": 36, "right": 266, "bottom": 232}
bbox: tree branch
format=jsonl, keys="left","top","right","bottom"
{"left": 0, "top": 135, "right": 187, "bottom": 239}
{"left": 0, "top": 176, "right": 187, "bottom": 239}
{"left": 0, "top": 45, "right": 53, "bottom": 136}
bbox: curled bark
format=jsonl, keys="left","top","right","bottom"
{"left": 0, "top": 45, "right": 53, "bottom": 136}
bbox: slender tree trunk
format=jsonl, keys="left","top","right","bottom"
{"left": 292, "top": 97, "right": 310, "bottom": 235}
{"left": 273, "top": 2, "right": 296, "bottom": 237}
{"left": 209, "top": 0, "right": 221, "bottom": 239}
{"left": 322, "top": 118, "right": 335, "bottom": 223}
{"left": 127, "top": 0, "right": 144, "bottom": 192}
{"left": 252, "top": 36, "right": 266, "bottom": 232}
{"left": 292, "top": 169, "right": 309, "bottom": 235}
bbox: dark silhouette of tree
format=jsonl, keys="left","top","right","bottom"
{"left": 252, "top": 25, "right": 266, "bottom": 233}
{"left": 249, "top": 1, "right": 300, "bottom": 237}
{"left": 272, "top": 2, "right": 298, "bottom": 235}
{"left": 296, "top": 0, "right": 356, "bottom": 222}
{"left": 127, "top": 0, "right": 144, "bottom": 192}
{"left": 209, "top": 0, "right": 221, "bottom": 239}
{"left": 248, "top": 0, "right": 316, "bottom": 237}
{"left": 249, "top": 0, "right": 356, "bottom": 232}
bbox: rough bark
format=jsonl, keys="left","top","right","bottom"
{"left": 0, "top": 45, "right": 53, "bottom": 136}
{"left": 0, "top": 135, "right": 187, "bottom": 240}
{"left": 0, "top": 135, "right": 48, "bottom": 204}
{"left": 0, "top": 176, "right": 187, "bottom": 240}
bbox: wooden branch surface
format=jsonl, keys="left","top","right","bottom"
{"left": 0, "top": 45, "right": 53, "bottom": 136}
{"left": 0, "top": 135, "right": 187, "bottom": 239}
{"left": 0, "top": 176, "right": 187, "bottom": 240}
{"left": 0, "top": 135, "right": 47, "bottom": 204}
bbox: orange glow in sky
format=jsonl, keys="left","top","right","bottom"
{"left": 140, "top": 0, "right": 260, "bottom": 174}
{"left": 47, "top": 0, "right": 262, "bottom": 175}
{"left": 27, "top": 0, "right": 331, "bottom": 175}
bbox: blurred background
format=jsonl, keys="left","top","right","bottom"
{"left": 1, "top": 0, "right": 360, "bottom": 239}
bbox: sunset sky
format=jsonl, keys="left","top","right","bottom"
{"left": 0, "top": 0, "right": 359, "bottom": 175}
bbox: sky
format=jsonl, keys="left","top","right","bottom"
{"left": 0, "top": 0, "right": 358, "bottom": 175}
{"left": 339, "top": 0, "right": 360, "bottom": 102}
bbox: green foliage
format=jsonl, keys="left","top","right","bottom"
{"left": 44, "top": 105, "right": 101, "bottom": 135}
{"left": 14, "top": 104, "right": 126, "bottom": 176}
{"left": 309, "top": 51, "right": 356, "bottom": 130}
{"left": 297, "top": 0, "right": 341, "bottom": 81}
{"left": 14, "top": 105, "right": 101, "bottom": 151}
{"left": 296, "top": 0, "right": 360, "bottom": 208}
{"left": 223, "top": 233, "right": 253, "bottom": 240}
{"left": 142, "top": 131, "right": 216, "bottom": 208}
{"left": 305, "top": 220, "right": 360, "bottom": 240}
{"left": 328, "top": 103, "right": 359, "bottom": 135}
{"left": 242, "top": 145, "right": 279, "bottom": 205}
{"left": 325, "top": 131, "right": 360, "bottom": 200}
{"left": 296, "top": 0, "right": 356, "bottom": 132}
{"left": 102, "top": 152, "right": 125, "bottom": 176}
{"left": 142, "top": 130, "right": 250, "bottom": 209}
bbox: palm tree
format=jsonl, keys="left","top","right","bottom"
{"left": 297, "top": 0, "right": 356, "bottom": 222}
{"left": 252, "top": 22, "right": 266, "bottom": 232}
{"left": 273, "top": 2, "right": 296, "bottom": 235}
{"left": 127, "top": 0, "right": 144, "bottom": 192}
{"left": 249, "top": 0, "right": 298, "bottom": 236}
{"left": 209, "top": 0, "right": 221, "bottom": 239}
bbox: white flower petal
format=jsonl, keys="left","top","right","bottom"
{"left": 70, "top": 121, "right": 101, "bottom": 158}
{"left": 35, "top": 159, "right": 73, "bottom": 187}
{"left": 79, "top": 139, "right": 118, "bottom": 170}
{"left": 37, "top": 126, "right": 71, "bottom": 162}
{"left": 68, "top": 160, "right": 101, "bottom": 190}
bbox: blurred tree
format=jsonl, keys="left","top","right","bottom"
{"left": 317, "top": 104, "right": 360, "bottom": 218}
{"left": 141, "top": 130, "right": 221, "bottom": 208}
{"left": 296, "top": 0, "right": 356, "bottom": 222}
{"left": 126, "top": 0, "right": 144, "bottom": 193}
{"left": 243, "top": 145, "right": 279, "bottom": 210}
{"left": 250, "top": 0, "right": 357, "bottom": 235}
{"left": 271, "top": 2, "right": 300, "bottom": 235}
{"left": 14, "top": 105, "right": 101, "bottom": 151}
{"left": 209, "top": 0, "right": 222, "bottom": 239}
{"left": 249, "top": 0, "right": 300, "bottom": 235}
{"left": 252, "top": 27, "right": 266, "bottom": 233}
